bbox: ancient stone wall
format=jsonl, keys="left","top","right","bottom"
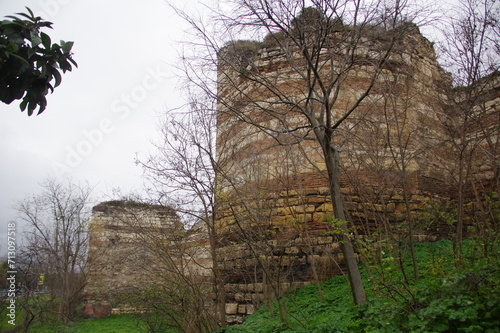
{"left": 85, "top": 201, "right": 179, "bottom": 302}
{"left": 84, "top": 201, "right": 212, "bottom": 315}
{"left": 449, "top": 72, "right": 500, "bottom": 188}
{"left": 214, "top": 23, "right": 499, "bottom": 323}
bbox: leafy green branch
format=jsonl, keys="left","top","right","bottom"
{"left": 0, "top": 7, "right": 77, "bottom": 115}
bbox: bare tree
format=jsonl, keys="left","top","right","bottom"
{"left": 139, "top": 91, "right": 311, "bottom": 327}
{"left": 436, "top": 0, "right": 499, "bottom": 264}
{"left": 137, "top": 94, "right": 227, "bottom": 329}
{"left": 174, "top": 0, "right": 435, "bottom": 306}
{"left": 17, "top": 179, "right": 93, "bottom": 324}
{"left": 344, "top": 84, "right": 422, "bottom": 280}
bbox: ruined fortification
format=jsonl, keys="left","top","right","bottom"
{"left": 85, "top": 21, "right": 499, "bottom": 324}
{"left": 85, "top": 202, "right": 180, "bottom": 305}
{"left": 85, "top": 201, "right": 212, "bottom": 317}
{"left": 214, "top": 23, "right": 498, "bottom": 322}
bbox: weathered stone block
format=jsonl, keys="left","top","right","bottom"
{"left": 272, "top": 214, "right": 285, "bottom": 223}
{"left": 235, "top": 292, "right": 245, "bottom": 302}
{"left": 412, "top": 195, "right": 428, "bottom": 202}
{"left": 317, "top": 202, "right": 334, "bottom": 213}
{"left": 314, "top": 245, "right": 325, "bottom": 254}
{"left": 307, "top": 196, "right": 329, "bottom": 204}
{"left": 308, "top": 254, "right": 321, "bottom": 264}
{"left": 312, "top": 212, "right": 326, "bottom": 222}
{"left": 392, "top": 195, "right": 404, "bottom": 201}
{"left": 294, "top": 237, "right": 305, "bottom": 246}
{"left": 410, "top": 202, "right": 428, "bottom": 211}
{"left": 225, "top": 303, "right": 239, "bottom": 315}
{"left": 296, "top": 205, "right": 317, "bottom": 213}
{"left": 254, "top": 283, "right": 264, "bottom": 292}
{"left": 285, "top": 246, "right": 300, "bottom": 254}
{"left": 251, "top": 293, "right": 264, "bottom": 302}
{"left": 317, "top": 236, "right": 333, "bottom": 245}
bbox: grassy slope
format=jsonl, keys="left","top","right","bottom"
{"left": 220, "top": 240, "right": 500, "bottom": 333}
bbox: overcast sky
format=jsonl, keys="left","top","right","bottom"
{"left": 0, "top": 0, "right": 199, "bottom": 255}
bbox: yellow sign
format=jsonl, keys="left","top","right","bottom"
{"left": 38, "top": 274, "right": 45, "bottom": 285}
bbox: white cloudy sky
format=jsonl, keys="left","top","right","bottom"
{"left": 0, "top": 0, "right": 201, "bottom": 254}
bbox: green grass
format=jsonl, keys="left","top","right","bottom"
{"left": 219, "top": 240, "right": 500, "bottom": 333}
{"left": 225, "top": 276, "right": 360, "bottom": 333}
{"left": 0, "top": 313, "right": 144, "bottom": 333}
{"left": 27, "top": 314, "right": 144, "bottom": 333}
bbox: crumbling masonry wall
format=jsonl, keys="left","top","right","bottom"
{"left": 84, "top": 201, "right": 212, "bottom": 316}
{"left": 214, "top": 24, "right": 499, "bottom": 323}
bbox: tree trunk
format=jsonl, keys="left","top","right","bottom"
{"left": 326, "top": 147, "right": 366, "bottom": 306}
{"left": 455, "top": 148, "right": 466, "bottom": 266}
{"left": 401, "top": 171, "right": 419, "bottom": 281}
{"left": 209, "top": 224, "right": 227, "bottom": 327}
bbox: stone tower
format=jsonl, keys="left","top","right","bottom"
{"left": 84, "top": 201, "right": 182, "bottom": 309}
{"left": 213, "top": 21, "right": 499, "bottom": 322}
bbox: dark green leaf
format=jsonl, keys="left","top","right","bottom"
{"left": 27, "top": 100, "right": 36, "bottom": 116}
{"left": 61, "top": 41, "right": 74, "bottom": 54}
{"left": 16, "top": 13, "right": 36, "bottom": 22}
{"left": 30, "top": 31, "right": 42, "bottom": 46}
{"left": 52, "top": 70, "right": 62, "bottom": 87}
{"left": 25, "top": 7, "right": 35, "bottom": 19}
{"left": 40, "top": 32, "right": 51, "bottom": 49}
{"left": 69, "top": 57, "right": 78, "bottom": 68}
{"left": 1, "top": 7, "right": 76, "bottom": 115}
{"left": 38, "top": 22, "right": 53, "bottom": 29}
{"left": 6, "top": 42, "right": 19, "bottom": 53}
{"left": 9, "top": 53, "right": 30, "bottom": 66}
{"left": 37, "top": 97, "right": 47, "bottom": 115}
{"left": 59, "top": 59, "right": 71, "bottom": 72}
{"left": 20, "top": 99, "right": 28, "bottom": 111}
